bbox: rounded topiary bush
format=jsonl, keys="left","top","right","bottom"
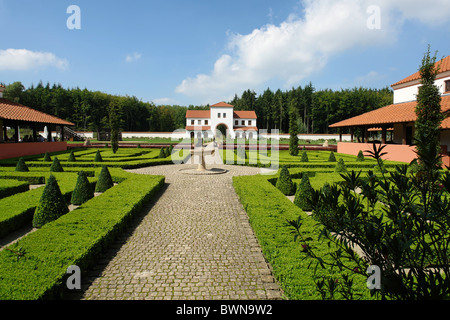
{"left": 43, "top": 152, "right": 51, "bottom": 162}
{"left": 94, "top": 150, "right": 103, "bottom": 162}
{"left": 50, "top": 157, "right": 64, "bottom": 172}
{"left": 300, "top": 151, "right": 309, "bottom": 162}
{"left": 32, "top": 174, "right": 69, "bottom": 228}
{"left": 335, "top": 158, "right": 347, "bottom": 173}
{"left": 294, "top": 174, "right": 314, "bottom": 211}
{"left": 328, "top": 151, "right": 336, "bottom": 162}
{"left": 68, "top": 150, "right": 76, "bottom": 162}
{"left": 356, "top": 150, "right": 365, "bottom": 162}
{"left": 71, "top": 171, "right": 94, "bottom": 205}
{"left": 95, "top": 166, "right": 114, "bottom": 193}
{"left": 15, "top": 157, "right": 29, "bottom": 172}
{"left": 276, "top": 166, "right": 296, "bottom": 196}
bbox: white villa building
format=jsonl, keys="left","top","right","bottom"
{"left": 185, "top": 102, "right": 258, "bottom": 139}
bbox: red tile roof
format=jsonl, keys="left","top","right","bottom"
{"left": 329, "top": 94, "right": 450, "bottom": 128}
{"left": 185, "top": 126, "right": 211, "bottom": 131}
{"left": 392, "top": 55, "right": 450, "bottom": 87}
{"left": 211, "top": 102, "right": 234, "bottom": 108}
{"left": 0, "top": 98, "right": 74, "bottom": 126}
{"left": 233, "top": 126, "right": 258, "bottom": 131}
{"left": 233, "top": 111, "right": 257, "bottom": 119}
{"left": 185, "top": 110, "right": 210, "bottom": 118}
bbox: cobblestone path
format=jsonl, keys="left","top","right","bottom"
{"left": 71, "top": 163, "right": 283, "bottom": 300}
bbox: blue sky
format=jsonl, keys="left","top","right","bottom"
{"left": 1, "top": 0, "right": 450, "bottom": 106}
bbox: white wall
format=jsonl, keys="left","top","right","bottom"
{"left": 209, "top": 106, "right": 235, "bottom": 138}
{"left": 393, "top": 72, "right": 450, "bottom": 104}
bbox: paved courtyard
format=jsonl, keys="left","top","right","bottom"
{"left": 70, "top": 162, "right": 283, "bottom": 300}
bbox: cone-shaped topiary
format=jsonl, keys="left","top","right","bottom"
{"left": 71, "top": 171, "right": 94, "bottom": 205}
{"left": 300, "top": 150, "right": 309, "bottom": 162}
{"left": 95, "top": 166, "right": 114, "bottom": 193}
{"left": 335, "top": 158, "right": 347, "bottom": 173}
{"left": 15, "top": 157, "right": 29, "bottom": 172}
{"left": 294, "top": 174, "right": 314, "bottom": 211}
{"left": 50, "top": 157, "right": 64, "bottom": 172}
{"left": 94, "top": 150, "right": 103, "bottom": 162}
{"left": 356, "top": 150, "right": 365, "bottom": 162}
{"left": 158, "top": 147, "right": 166, "bottom": 158}
{"left": 276, "top": 166, "right": 296, "bottom": 196}
{"left": 137, "top": 144, "right": 141, "bottom": 149}
{"left": 43, "top": 152, "right": 51, "bottom": 162}
{"left": 164, "top": 146, "right": 170, "bottom": 158}
{"left": 32, "top": 174, "right": 69, "bottom": 228}
{"left": 328, "top": 151, "right": 336, "bottom": 162}
{"left": 169, "top": 144, "right": 174, "bottom": 154}
{"left": 237, "top": 145, "right": 247, "bottom": 159}
{"left": 68, "top": 150, "right": 76, "bottom": 162}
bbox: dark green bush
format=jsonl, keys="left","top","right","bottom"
{"left": 95, "top": 166, "right": 114, "bottom": 193}
{"left": 301, "top": 151, "right": 309, "bottom": 162}
{"left": 328, "top": 152, "right": 336, "bottom": 162}
{"left": 71, "top": 171, "right": 94, "bottom": 205}
{"left": 50, "top": 157, "right": 64, "bottom": 172}
{"left": 158, "top": 147, "right": 166, "bottom": 158}
{"left": 94, "top": 150, "right": 103, "bottom": 162}
{"left": 335, "top": 158, "right": 347, "bottom": 173}
{"left": 356, "top": 150, "right": 365, "bottom": 162}
{"left": 43, "top": 152, "right": 51, "bottom": 162}
{"left": 68, "top": 151, "right": 76, "bottom": 162}
{"left": 32, "top": 175, "right": 69, "bottom": 228}
{"left": 15, "top": 158, "right": 29, "bottom": 172}
{"left": 276, "top": 166, "right": 296, "bottom": 196}
{"left": 293, "top": 175, "right": 314, "bottom": 211}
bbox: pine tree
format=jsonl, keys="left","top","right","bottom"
{"left": 276, "top": 166, "right": 296, "bottom": 196}
{"left": 95, "top": 166, "right": 114, "bottom": 193}
{"left": 71, "top": 171, "right": 94, "bottom": 205}
{"left": 356, "top": 150, "right": 365, "bottom": 162}
{"left": 328, "top": 151, "right": 336, "bottom": 162}
{"left": 294, "top": 174, "right": 314, "bottom": 211}
{"left": 50, "top": 157, "right": 64, "bottom": 172}
{"left": 335, "top": 158, "right": 347, "bottom": 173}
{"left": 301, "top": 150, "right": 309, "bottom": 162}
{"left": 15, "top": 157, "right": 29, "bottom": 172}
{"left": 289, "top": 108, "right": 299, "bottom": 156}
{"left": 94, "top": 150, "right": 103, "bottom": 162}
{"left": 68, "top": 150, "right": 76, "bottom": 162}
{"left": 43, "top": 152, "right": 51, "bottom": 162}
{"left": 32, "top": 175, "right": 69, "bottom": 228}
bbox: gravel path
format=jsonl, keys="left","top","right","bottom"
{"left": 70, "top": 163, "right": 283, "bottom": 300}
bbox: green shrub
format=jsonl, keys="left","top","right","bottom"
{"left": 356, "top": 150, "right": 365, "bottom": 162}
{"left": 301, "top": 151, "right": 309, "bottom": 162}
{"left": 43, "top": 152, "right": 51, "bottom": 162}
{"left": 50, "top": 157, "right": 64, "bottom": 172}
{"left": 335, "top": 158, "right": 347, "bottom": 173}
{"left": 137, "top": 144, "right": 141, "bottom": 149}
{"left": 15, "top": 158, "right": 29, "bottom": 172}
{"left": 294, "top": 175, "right": 314, "bottom": 211}
{"left": 94, "top": 150, "right": 103, "bottom": 162}
{"left": 32, "top": 175, "right": 69, "bottom": 228}
{"left": 328, "top": 152, "right": 336, "bottom": 162}
{"left": 276, "top": 166, "right": 296, "bottom": 196}
{"left": 164, "top": 146, "right": 170, "bottom": 158}
{"left": 68, "top": 151, "right": 76, "bottom": 162}
{"left": 71, "top": 171, "right": 94, "bottom": 205}
{"left": 95, "top": 166, "right": 114, "bottom": 193}
{"left": 158, "top": 147, "right": 166, "bottom": 158}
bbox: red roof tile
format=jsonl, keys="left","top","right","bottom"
{"left": 185, "top": 126, "right": 211, "bottom": 131}
{"left": 392, "top": 55, "right": 450, "bottom": 87}
{"left": 329, "top": 94, "right": 450, "bottom": 128}
{"left": 211, "top": 102, "right": 234, "bottom": 108}
{"left": 0, "top": 98, "right": 74, "bottom": 126}
{"left": 233, "top": 126, "right": 258, "bottom": 131}
{"left": 185, "top": 110, "right": 210, "bottom": 118}
{"left": 233, "top": 111, "right": 257, "bottom": 119}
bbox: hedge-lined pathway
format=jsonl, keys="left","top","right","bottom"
{"left": 70, "top": 163, "right": 283, "bottom": 300}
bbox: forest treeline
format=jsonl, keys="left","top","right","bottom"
{"left": 2, "top": 81, "right": 393, "bottom": 135}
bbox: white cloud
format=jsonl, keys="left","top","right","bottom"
{"left": 0, "top": 48, "right": 68, "bottom": 71}
{"left": 152, "top": 97, "right": 179, "bottom": 105}
{"left": 125, "top": 52, "right": 142, "bottom": 63}
{"left": 175, "top": 0, "right": 450, "bottom": 103}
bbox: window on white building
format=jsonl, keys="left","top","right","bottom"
{"left": 223, "top": 113, "right": 226, "bottom": 118}
{"left": 241, "top": 120, "right": 245, "bottom": 126}
{"left": 198, "top": 120, "right": 201, "bottom": 125}
{"left": 445, "top": 80, "right": 450, "bottom": 93}
{"left": 235, "top": 120, "right": 238, "bottom": 126}
{"left": 218, "top": 113, "right": 221, "bottom": 118}
{"left": 248, "top": 120, "right": 252, "bottom": 126}
{"left": 191, "top": 120, "right": 194, "bottom": 125}
{"left": 205, "top": 120, "right": 208, "bottom": 125}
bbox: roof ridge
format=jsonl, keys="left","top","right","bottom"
{"left": 392, "top": 55, "right": 450, "bottom": 87}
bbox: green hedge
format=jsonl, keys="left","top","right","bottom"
{"left": 0, "top": 171, "right": 164, "bottom": 300}
{"left": 232, "top": 175, "right": 371, "bottom": 300}
{"left": 0, "top": 179, "right": 30, "bottom": 200}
